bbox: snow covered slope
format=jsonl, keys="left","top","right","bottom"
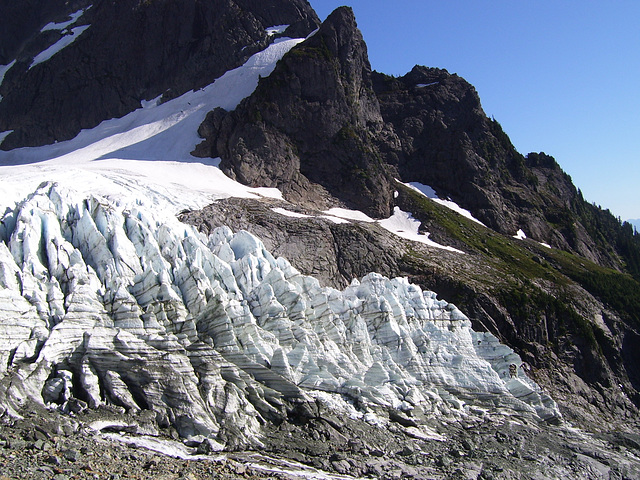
{"left": 0, "top": 33, "right": 559, "bottom": 447}
{"left": 0, "top": 36, "right": 304, "bottom": 167}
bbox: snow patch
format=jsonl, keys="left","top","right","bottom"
{"left": 320, "top": 215, "right": 350, "bottom": 225}
{"left": 514, "top": 229, "right": 527, "bottom": 240}
{"left": 323, "top": 208, "right": 375, "bottom": 223}
{"left": 539, "top": 242, "right": 552, "bottom": 249}
{"left": 403, "top": 425, "right": 446, "bottom": 442}
{"left": 320, "top": 206, "right": 464, "bottom": 252}
{"left": 246, "top": 457, "right": 358, "bottom": 480}
{"left": 409, "top": 182, "right": 438, "bottom": 198}
{"left": 406, "top": 182, "right": 486, "bottom": 227}
{"left": 140, "top": 95, "right": 162, "bottom": 109}
{"left": 416, "top": 82, "right": 439, "bottom": 88}
{"left": 379, "top": 207, "right": 464, "bottom": 253}
{"left": 0, "top": 159, "right": 282, "bottom": 218}
{"left": 102, "top": 433, "right": 222, "bottom": 459}
{"left": 271, "top": 207, "right": 312, "bottom": 219}
{"left": 266, "top": 25, "right": 289, "bottom": 36}
{"left": 0, "top": 131, "right": 13, "bottom": 144}
{"left": 41, "top": 7, "right": 88, "bottom": 32}
{"left": 31, "top": 25, "right": 90, "bottom": 69}
{"left": 0, "top": 38, "right": 304, "bottom": 222}
{"left": 0, "top": 60, "right": 16, "bottom": 87}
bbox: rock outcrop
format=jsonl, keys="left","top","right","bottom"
{"left": 195, "top": 7, "right": 396, "bottom": 218}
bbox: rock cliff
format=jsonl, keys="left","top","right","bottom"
{"left": 0, "top": 0, "right": 319, "bottom": 149}
{"left": 196, "top": 7, "right": 396, "bottom": 217}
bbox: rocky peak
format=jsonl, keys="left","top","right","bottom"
{"left": 373, "top": 67, "right": 511, "bottom": 225}
{"left": 281, "top": 5, "right": 385, "bottom": 142}
{"left": 370, "top": 66, "right": 632, "bottom": 270}
{"left": 196, "top": 6, "right": 396, "bottom": 218}
{"left": 311, "top": 7, "right": 366, "bottom": 83}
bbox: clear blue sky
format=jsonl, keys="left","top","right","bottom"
{"left": 310, "top": 1, "right": 640, "bottom": 222}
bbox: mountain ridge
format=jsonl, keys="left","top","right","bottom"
{"left": 1, "top": 1, "right": 640, "bottom": 478}
{"left": 195, "top": 7, "right": 640, "bottom": 280}
{"left": 0, "top": 0, "right": 320, "bottom": 149}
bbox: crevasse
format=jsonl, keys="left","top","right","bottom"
{"left": 0, "top": 181, "right": 559, "bottom": 445}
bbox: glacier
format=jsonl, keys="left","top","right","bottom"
{"left": 0, "top": 179, "right": 559, "bottom": 446}
{"left": 0, "top": 26, "right": 559, "bottom": 448}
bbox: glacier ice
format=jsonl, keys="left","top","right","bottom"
{"left": 0, "top": 181, "right": 560, "bottom": 446}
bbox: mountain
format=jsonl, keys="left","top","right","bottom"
{"left": 193, "top": 4, "right": 640, "bottom": 422}
{"left": 0, "top": 0, "right": 319, "bottom": 149}
{"left": 1, "top": 1, "right": 640, "bottom": 478}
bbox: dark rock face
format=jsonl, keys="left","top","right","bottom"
{"left": 373, "top": 66, "right": 518, "bottom": 230}
{"left": 195, "top": 7, "right": 396, "bottom": 218}
{"left": 372, "top": 68, "right": 608, "bottom": 263}
{"left": 0, "top": 0, "right": 319, "bottom": 149}
{"left": 0, "top": 0, "right": 90, "bottom": 64}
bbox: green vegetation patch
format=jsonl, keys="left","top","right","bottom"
{"left": 398, "top": 183, "right": 556, "bottom": 282}
{"left": 287, "top": 35, "right": 334, "bottom": 62}
{"left": 397, "top": 182, "right": 639, "bottom": 354}
{"left": 498, "top": 282, "right": 599, "bottom": 350}
{"left": 545, "top": 249, "right": 640, "bottom": 329}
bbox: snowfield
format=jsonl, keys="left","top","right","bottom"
{"left": 1, "top": 38, "right": 305, "bottom": 215}
{"left": 30, "top": 25, "right": 90, "bottom": 69}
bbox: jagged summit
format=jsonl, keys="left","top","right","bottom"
{"left": 196, "top": 5, "right": 396, "bottom": 217}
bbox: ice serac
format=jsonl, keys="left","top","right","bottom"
{"left": 0, "top": 182, "right": 560, "bottom": 446}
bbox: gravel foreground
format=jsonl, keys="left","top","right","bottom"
{"left": 1, "top": 404, "right": 640, "bottom": 480}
